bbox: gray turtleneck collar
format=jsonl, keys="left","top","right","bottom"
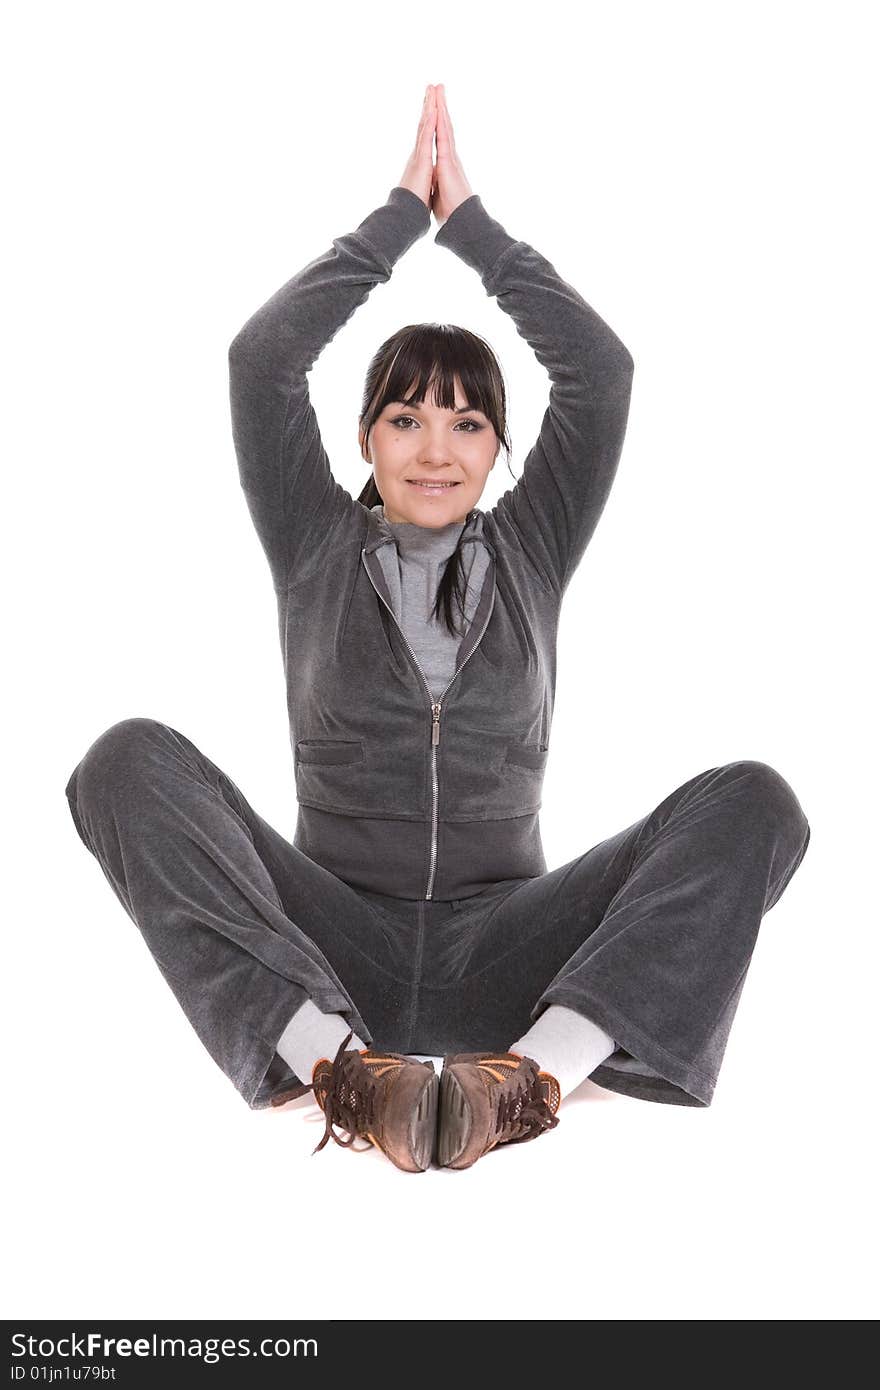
{"left": 368, "top": 502, "right": 488, "bottom": 698}
{"left": 371, "top": 504, "right": 466, "bottom": 559}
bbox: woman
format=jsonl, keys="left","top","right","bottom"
{"left": 64, "top": 84, "right": 811, "bottom": 1173}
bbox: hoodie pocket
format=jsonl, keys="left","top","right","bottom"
{"left": 504, "top": 741, "right": 549, "bottom": 771}
{"left": 295, "top": 739, "right": 365, "bottom": 766}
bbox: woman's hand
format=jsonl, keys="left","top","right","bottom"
{"left": 397, "top": 83, "right": 474, "bottom": 224}
{"left": 430, "top": 84, "right": 474, "bottom": 227}
{"left": 397, "top": 85, "right": 438, "bottom": 210}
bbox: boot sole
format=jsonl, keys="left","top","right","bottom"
{"left": 437, "top": 1068, "right": 477, "bottom": 1168}
{"left": 400, "top": 1067, "right": 439, "bottom": 1172}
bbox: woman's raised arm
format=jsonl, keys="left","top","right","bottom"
{"left": 435, "top": 194, "right": 634, "bottom": 594}
{"left": 227, "top": 186, "right": 431, "bottom": 586}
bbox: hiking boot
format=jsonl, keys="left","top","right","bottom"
{"left": 437, "top": 1050, "right": 561, "bottom": 1169}
{"left": 294, "top": 1028, "right": 439, "bottom": 1173}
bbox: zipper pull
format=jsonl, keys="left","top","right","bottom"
{"left": 431, "top": 703, "right": 442, "bottom": 746}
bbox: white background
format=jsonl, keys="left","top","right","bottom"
{"left": 5, "top": 0, "right": 876, "bottom": 1322}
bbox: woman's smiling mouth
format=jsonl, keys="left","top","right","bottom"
{"left": 406, "top": 480, "right": 462, "bottom": 494}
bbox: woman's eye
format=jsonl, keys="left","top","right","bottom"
{"left": 390, "top": 415, "right": 482, "bottom": 432}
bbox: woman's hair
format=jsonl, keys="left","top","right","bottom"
{"left": 357, "top": 323, "right": 515, "bottom": 640}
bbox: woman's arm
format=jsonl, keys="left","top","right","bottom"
{"left": 227, "top": 185, "right": 431, "bottom": 586}
{"left": 435, "top": 194, "right": 634, "bottom": 594}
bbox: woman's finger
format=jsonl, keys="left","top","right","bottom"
{"left": 443, "top": 94, "right": 458, "bottom": 163}
{"left": 416, "top": 85, "right": 436, "bottom": 150}
{"left": 435, "top": 86, "right": 451, "bottom": 159}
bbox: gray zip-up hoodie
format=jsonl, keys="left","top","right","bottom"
{"left": 227, "top": 187, "right": 634, "bottom": 902}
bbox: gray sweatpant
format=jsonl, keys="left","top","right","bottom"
{"left": 64, "top": 717, "right": 811, "bottom": 1110}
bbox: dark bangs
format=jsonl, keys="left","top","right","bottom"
{"left": 379, "top": 326, "right": 505, "bottom": 430}
{"left": 358, "top": 323, "right": 512, "bottom": 468}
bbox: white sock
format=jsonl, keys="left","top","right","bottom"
{"left": 275, "top": 998, "right": 368, "bottom": 1083}
{"left": 509, "top": 1004, "right": 617, "bottom": 1101}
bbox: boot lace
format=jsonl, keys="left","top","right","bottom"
{"left": 311, "top": 1029, "right": 380, "bottom": 1156}
{"left": 491, "top": 1062, "right": 560, "bottom": 1148}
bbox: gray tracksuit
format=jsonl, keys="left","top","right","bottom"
{"left": 227, "top": 186, "right": 635, "bottom": 902}
{"left": 64, "top": 188, "right": 811, "bottom": 1112}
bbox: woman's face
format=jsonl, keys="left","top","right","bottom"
{"left": 360, "top": 376, "right": 498, "bottom": 525}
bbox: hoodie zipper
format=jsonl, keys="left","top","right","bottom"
{"left": 361, "top": 546, "right": 497, "bottom": 900}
